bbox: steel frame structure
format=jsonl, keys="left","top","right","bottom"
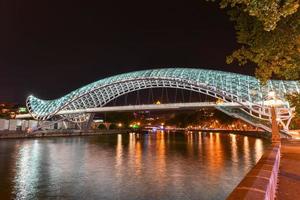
{"left": 26, "top": 68, "right": 300, "bottom": 131}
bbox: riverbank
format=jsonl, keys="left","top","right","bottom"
{"left": 227, "top": 138, "right": 300, "bottom": 200}
{"left": 0, "top": 129, "right": 130, "bottom": 139}
{"left": 173, "top": 129, "right": 270, "bottom": 139}
{"left": 204, "top": 129, "right": 270, "bottom": 139}
{"left": 0, "top": 129, "right": 270, "bottom": 140}
{"left": 227, "top": 143, "right": 281, "bottom": 199}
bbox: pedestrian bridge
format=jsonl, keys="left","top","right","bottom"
{"left": 17, "top": 102, "right": 242, "bottom": 118}
{"left": 22, "top": 68, "right": 300, "bottom": 132}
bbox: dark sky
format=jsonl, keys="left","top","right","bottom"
{"left": 0, "top": 0, "right": 255, "bottom": 104}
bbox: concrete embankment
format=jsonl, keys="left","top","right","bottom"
{"left": 0, "top": 129, "right": 129, "bottom": 139}
{"left": 180, "top": 129, "right": 270, "bottom": 139}
{"left": 276, "top": 139, "right": 300, "bottom": 200}
{"left": 203, "top": 130, "right": 270, "bottom": 139}
{"left": 227, "top": 143, "right": 281, "bottom": 200}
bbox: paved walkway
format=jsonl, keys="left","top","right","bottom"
{"left": 277, "top": 139, "right": 300, "bottom": 199}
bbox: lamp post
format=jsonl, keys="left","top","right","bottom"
{"left": 268, "top": 91, "right": 281, "bottom": 143}
{"left": 271, "top": 106, "right": 281, "bottom": 143}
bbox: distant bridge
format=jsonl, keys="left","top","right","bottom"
{"left": 21, "top": 68, "right": 300, "bottom": 132}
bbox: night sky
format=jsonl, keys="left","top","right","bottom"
{"left": 1, "top": 0, "right": 255, "bottom": 104}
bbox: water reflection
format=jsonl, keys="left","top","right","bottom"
{"left": 115, "top": 134, "right": 123, "bottom": 178}
{"left": 0, "top": 132, "right": 269, "bottom": 200}
{"left": 14, "top": 140, "right": 41, "bottom": 199}
{"left": 255, "top": 139, "right": 264, "bottom": 162}
{"left": 230, "top": 134, "right": 238, "bottom": 163}
{"left": 243, "top": 137, "right": 250, "bottom": 167}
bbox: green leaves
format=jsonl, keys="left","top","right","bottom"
{"left": 210, "top": 0, "right": 300, "bottom": 117}
{"left": 213, "top": 0, "right": 299, "bottom": 31}
{"left": 211, "top": 1, "right": 300, "bottom": 82}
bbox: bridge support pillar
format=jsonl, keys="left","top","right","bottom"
{"left": 83, "top": 113, "right": 95, "bottom": 131}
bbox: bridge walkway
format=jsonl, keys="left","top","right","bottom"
{"left": 277, "top": 139, "right": 300, "bottom": 199}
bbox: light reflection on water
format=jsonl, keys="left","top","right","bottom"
{"left": 0, "top": 132, "right": 270, "bottom": 200}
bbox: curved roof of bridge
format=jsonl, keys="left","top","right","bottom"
{"left": 27, "top": 68, "right": 300, "bottom": 119}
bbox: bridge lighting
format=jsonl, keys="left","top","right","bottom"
{"left": 216, "top": 99, "right": 224, "bottom": 105}
{"left": 24, "top": 68, "right": 299, "bottom": 132}
{"left": 268, "top": 91, "right": 276, "bottom": 99}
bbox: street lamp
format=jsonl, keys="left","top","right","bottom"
{"left": 267, "top": 91, "right": 281, "bottom": 143}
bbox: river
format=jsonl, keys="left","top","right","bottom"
{"left": 0, "top": 132, "right": 269, "bottom": 200}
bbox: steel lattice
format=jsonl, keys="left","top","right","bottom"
{"left": 26, "top": 68, "right": 300, "bottom": 127}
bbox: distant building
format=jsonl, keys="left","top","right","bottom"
{"left": 0, "top": 103, "right": 28, "bottom": 119}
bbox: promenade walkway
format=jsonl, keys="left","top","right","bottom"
{"left": 277, "top": 139, "right": 300, "bottom": 199}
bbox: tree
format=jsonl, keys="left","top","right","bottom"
{"left": 209, "top": 0, "right": 300, "bottom": 81}
{"left": 165, "top": 109, "right": 235, "bottom": 127}
{"left": 98, "top": 123, "right": 107, "bottom": 129}
{"left": 287, "top": 94, "right": 300, "bottom": 120}
{"left": 109, "top": 123, "right": 117, "bottom": 130}
{"left": 226, "top": 8, "right": 300, "bottom": 82}
{"left": 211, "top": 0, "right": 300, "bottom": 117}
{"left": 212, "top": 0, "right": 299, "bottom": 31}
{"left": 105, "top": 112, "right": 134, "bottom": 127}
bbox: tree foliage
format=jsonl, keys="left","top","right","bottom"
{"left": 105, "top": 112, "right": 134, "bottom": 127}
{"left": 98, "top": 123, "right": 107, "bottom": 129}
{"left": 211, "top": 0, "right": 300, "bottom": 117}
{"left": 287, "top": 93, "right": 300, "bottom": 117}
{"left": 109, "top": 123, "right": 117, "bottom": 129}
{"left": 209, "top": 0, "right": 300, "bottom": 82}
{"left": 213, "top": 0, "right": 299, "bottom": 31}
{"left": 226, "top": 7, "right": 300, "bottom": 82}
{"left": 165, "top": 110, "right": 235, "bottom": 127}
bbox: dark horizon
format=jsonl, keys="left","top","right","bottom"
{"left": 1, "top": 0, "right": 256, "bottom": 104}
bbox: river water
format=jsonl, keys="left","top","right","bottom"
{"left": 0, "top": 132, "right": 269, "bottom": 200}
